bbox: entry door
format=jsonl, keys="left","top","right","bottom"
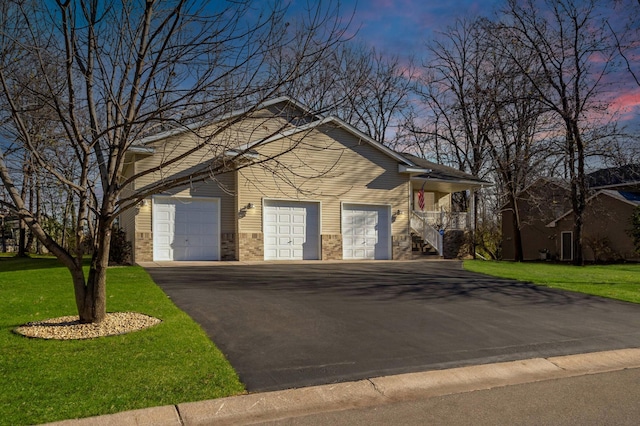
{"left": 561, "top": 231, "right": 573, "bottom": 261}
{"left": 263, "top": 200, "right": 320, "bottom": 260}
{"left": 342, "top": 204, "right": 391, "bottom": 260}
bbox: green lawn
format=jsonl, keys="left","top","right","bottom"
{"left": 464, "top": 260, "right": 640, "bottom": 304}
{"left": 0, "top": 255, "right": 244, "bottom": 426}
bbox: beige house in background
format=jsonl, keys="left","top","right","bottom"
{"left": 120, "top": 97, "right": 489, "bottom": 263}
{"left": 501, "top": 178, "right": 572, "bottom": 261}
{"left": 502, "top": 166, "right": 640, "bottom": 262}
{"left": 548, "top": 190, "right": 640, "bottom": 262}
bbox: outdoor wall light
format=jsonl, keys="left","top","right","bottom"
{"left": 396, "top": 209, "right": 404, "bottom": 216}
{"left": 247, "top": 203, "right": 255, "bottom": 210}
{"left": 138, "top": 199, "right": 149, "bottom": 208}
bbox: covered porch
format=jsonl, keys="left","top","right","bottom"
{"left": 399, "top": 154, "right": 491, "bottom": 257}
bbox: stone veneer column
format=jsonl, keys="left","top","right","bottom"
{"left": 238, "top": 232, "right": 264, "bottom": 261}
{"left": 220, "top": 233, "right": 237, "bottom": 261}
{"left": 135, "top": 232, "right": 153, "bottom": 262}
{"left": 392, "top": 235, "right": 412, "bottom": 260}
{"left": 321, "top": 234, "right": 343, "bottom": 260}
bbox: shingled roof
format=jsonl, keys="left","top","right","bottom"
{"left": 400, "top": 153, "right": 491, "bottom": 185}
{"left": 587, "top": 164, "right": 640, "bottom": 189}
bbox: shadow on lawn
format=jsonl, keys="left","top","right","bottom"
{"left": 0, "top": 255, "right": 70, "bottom": 272}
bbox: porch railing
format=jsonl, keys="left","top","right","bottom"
{"left": 414, "top": 210, "right": 469, "bottom": 231}
{"left": 410, "top": 212, "right": 443, "bottom": 255}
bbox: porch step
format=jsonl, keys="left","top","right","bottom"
{"left": 411, "top": 232, "right": 439, "bottom": 256}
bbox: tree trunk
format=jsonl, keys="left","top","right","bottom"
{"left": 17, "top": 223, "right": 27, "bottom": 257}
{"left": 511, "top": 197, "right": 524, "bottom": 262}
{"left": 1, "top": 215, "right": 6, "bottom": 253}
{"left": 571, "top": 121, "right": 586, "bottom": 266}
{"left": 75, "top": 219, "right": 111, "bottom": 323}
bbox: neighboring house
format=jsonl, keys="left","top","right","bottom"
{"left": 501, "top": 178, "right": 572, "bottom": 261}
{"left": 501, "top": 165, "right": 640, "bottom": 262}
{"left": 0, "top": 211, "right": 19, "bottom": 252}
{"left": 120, "top": 97, "right": 489, "bottom": 262}
{"left": 548, "top": 190, "right": 640, "bottom": 262}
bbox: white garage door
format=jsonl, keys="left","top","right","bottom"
{"left": 264, "top": 200, "right": 320, "bottom": 260}
{"left": 342, "top": 204, "right": 391, "bottom": 260}
{"left": 153, "top": 197, "right": 220, "bottom": 261}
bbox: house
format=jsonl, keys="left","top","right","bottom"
{"left": 120, "top": 97, "right": 490, "bottom": 262}
{"left": 501, "top": 178, "right": 572, "bottom": 261}
{"left": 0, "top": 211, "right": 19, "bottom": 252}
{"left": 501, "top": 165, "right": 640, "bottom": 262}
{"left": 548, "top": 189, "right": 640, "bottom": 262}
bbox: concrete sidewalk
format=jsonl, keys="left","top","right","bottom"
{"left": 44, "top": 347, "right": 640, "bottom": 426}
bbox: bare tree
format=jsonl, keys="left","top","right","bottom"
{"left": 0, "top": 0, "right": 349, "bottom": 323}
{"left": 497, "top": 0, "right": 621, "bottom": 265}
{"left": 294, "top": 42, "right": 415, "bottom": 146}
{"left": 408, "top": 18, "right": 495, "bottom": 257}
{"left": 477, "top": 18, "right": 555, "bottom": 261}
{"left": 341, "top": 47, "right": 414, "bottom": 146}
{"left": 611, "top": 0, "right": 640, "bottom": 87}
{"left": 413, "top": 18, "right": 493, "bottom": 180}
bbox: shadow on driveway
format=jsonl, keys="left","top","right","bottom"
{"left": 146, "top": 261, "right": 640, "bottom": 392}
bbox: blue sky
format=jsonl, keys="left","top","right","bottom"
{"left": 333, "top": 0, "right": 503, "bottom": 55}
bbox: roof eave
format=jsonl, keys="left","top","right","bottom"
{"left": 127, "top": 146, "right": 156, "bottom": 155}
{"left": 399, "top": 165, "right": 432, "bottom": 174}
{"left": 591, "top": 180, "right": 640, "bottom": 190}
{"left": 410, "top": 174, "right": 492, "bottom": 188}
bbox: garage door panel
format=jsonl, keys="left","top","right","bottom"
{"left": 156, "top": 223, "right": 171, "bottom": 233}
{"left": 153, "top": 197, "right": 220, "bottom": 261}
{"left": 156, "top": 235, "right": 171, "bottom": 245}
{"left": 156, "top": 211, "right": 171, "bottom": 221}
{"left": 342, "top": 204, "right": 390, "bottom": 260}
{"left": 264, "top": 200, "right": 319, "bottom": 260}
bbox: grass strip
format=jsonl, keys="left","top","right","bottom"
{"left": 464, "top": 260, "right": 640, "bottom": 304}
{"left": 0, "top": 255, "right": 244, "bottom": 426}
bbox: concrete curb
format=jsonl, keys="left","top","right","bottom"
{"left": 43, "top": 348, "right": 640, "bottom": 426}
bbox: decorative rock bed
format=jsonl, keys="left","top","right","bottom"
{"left": 14, "top": 312, "right": 161, "bottom": 340}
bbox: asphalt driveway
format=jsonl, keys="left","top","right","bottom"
{"left": 145, "top": 261, "right": 640, "bottom": 392}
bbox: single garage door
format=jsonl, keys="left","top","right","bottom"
{"left": 264, "top": 200, "right": 320, "bottom": 260}
{"left": 153, "top": 197, "right": 220, "bottom": 261}
{"left": 342, "top": 203, "right": 391, "bottom": 260}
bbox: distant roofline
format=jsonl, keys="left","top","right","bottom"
{"left": 546, "top": 189, "right": 640, "bottom": 227}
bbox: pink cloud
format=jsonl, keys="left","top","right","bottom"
{"left": 609, "top": 88, "right": 640, "bottom": 121}
{"left": 613, "top": 90, "right": 640, "bottom": 109}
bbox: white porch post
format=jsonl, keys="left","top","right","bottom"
{"left": 470, "top": 188, "right": 477, "bottom": 259}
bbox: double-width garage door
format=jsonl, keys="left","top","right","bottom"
{"left": 342, "top": 203, "right": 391, "bottom": 260}
{"left": 264, "top": 200, "right": 320, "bottom": 260}
{"left": 153, "top": 197, "right": 220, "bottom": 261}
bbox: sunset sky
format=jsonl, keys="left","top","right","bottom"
{"left": 289, "top": 0, "right": 640, "bottom": 130}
